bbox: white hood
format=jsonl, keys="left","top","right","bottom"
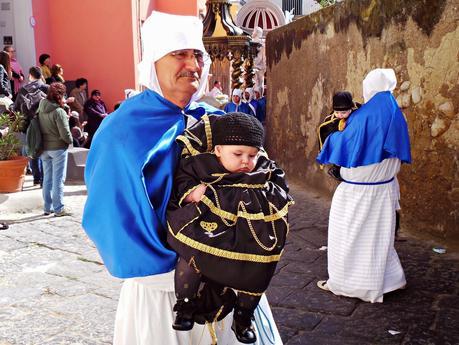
{"left": 137, "top": 11, "right": 211, "bottom": 104}
{"left": 363, "top": 68, "right": 397, "bottom": 103}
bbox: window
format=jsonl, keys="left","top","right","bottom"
{"left": 282, "top": 0, "right": 302, "bottom": 16}
{"left": 1, "top": 2, "right": 11, "bottom": 11}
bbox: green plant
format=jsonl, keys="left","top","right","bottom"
{"left": 317, "top": 0, "right": 337, "bottom": 7}
{"left": 0, "top": 111, "right": 26, "bottom": 160}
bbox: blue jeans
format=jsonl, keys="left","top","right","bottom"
{"left": 41, "top": 149, "right": 68, "bottom": 213}
{"left": 31, "top": 157, "right": 43, "bottom": 184}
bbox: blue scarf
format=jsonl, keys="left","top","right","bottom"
{"left": 186, "top": 101, "right": 225, "bottom": 119}
{"left": 83, "top": 90, "right": 221, "bottom": 278}
{"left": 317, "top": 91, "right": 411, "bottom": 168}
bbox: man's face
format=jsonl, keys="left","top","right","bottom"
{"left": 214, "top": 145, "right": 259, "bottom": 173}
{"left": 81, "top": 83, "right": 87, "bottom": 90}
{"left": 232, "top": 95, "right": 240, "bottom": 104}
{"left": 155, "top": 49, "right": 204, "bottom": 108}
{"left": 254, "top": 91, "right": 261, "bottom": 99}
{"left": 92, "top": 93, "right": 101, "bottom": 101}
{"left": 244, "top": 91, "right": 250, "bottom": 100}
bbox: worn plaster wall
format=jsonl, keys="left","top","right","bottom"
{"left": 265, "top": 0, "right": 458, "bottom": 241}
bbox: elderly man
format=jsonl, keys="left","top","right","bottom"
{"left": 83, "top": 11, "right": 281, "bottom": 345}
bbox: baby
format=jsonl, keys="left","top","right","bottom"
{"left": 167, "top": 112, "right": 293, "bottom": 344}
{"left": 317, "top": 91, "right": 359, "bottom": 180}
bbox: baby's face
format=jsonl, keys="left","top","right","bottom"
{"left": 214, "top": 145, "right": 259, "bottom": 173}
{"left": 334, "top": 109, "right": 352, "bottom": 119}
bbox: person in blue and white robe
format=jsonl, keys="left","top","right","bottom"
{"left": 83, "top": 11, "right": 282, "bottom": 345}
{"left": 243, "top": 87, "right": 258, "bottom": 118}
{"left": 316, "top": 68, "right": 411, "bottom": 303}
{"left": 224, "top": 88, "right": 254, "bottom": 117}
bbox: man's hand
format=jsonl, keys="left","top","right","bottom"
{"left": 184, "top": 184, "right": 207, "bottom": 203}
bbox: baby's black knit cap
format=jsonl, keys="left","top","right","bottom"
{"left": 333, "top": 91, "right": 354, "bottom": 111}
{"left": 213, "top": 112, "right": 264, "bottom": 148}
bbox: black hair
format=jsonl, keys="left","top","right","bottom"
{"left": 29, "top": 66, "right": 42, "bottom": 79}
{"left": 39, "top": 53, "right": 50, "bottom": 65}
{"left": 91, "top": 89, "right": 101, "bottom": 97}
{"left": 75, "top": 78, "right": 88, "bottom": 88}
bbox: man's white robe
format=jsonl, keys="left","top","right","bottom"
{"left": 327, "top": 158, "right": 406, "bottom": 303}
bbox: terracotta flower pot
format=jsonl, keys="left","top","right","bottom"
{"left": 0, "top": 156, "right": 28, "bottom": 193}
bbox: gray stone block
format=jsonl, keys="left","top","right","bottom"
{"left": 66, "top": 147, "right": 88, "bottom": 181}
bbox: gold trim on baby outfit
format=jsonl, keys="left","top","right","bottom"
{"left": 168, "top": 222, "right": 283, "bottom": 263}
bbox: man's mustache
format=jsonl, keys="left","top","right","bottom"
{"left": 178, "top": 72, "right": 199, "bottom": 79}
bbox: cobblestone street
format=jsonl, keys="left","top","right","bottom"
{"left": 0, "top": 178, "right": 458, "bottom": 344}
{"left": 269, "top": 185, "right": 459, "bottom": 345}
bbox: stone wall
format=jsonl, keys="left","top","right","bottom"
{"left": 265, "top": 0, "right": 458, "bottom": 241}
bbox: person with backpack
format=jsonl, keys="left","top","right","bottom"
{"left": 37, "top": 82, "right": 72, "bottom": 217}
{"left": 12, "top": 66, "right": 48, "bottom": 185}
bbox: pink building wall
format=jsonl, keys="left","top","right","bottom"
{"left": 31, "top": 0, "right": 199, "bottom": 110}
{"left": 32, "top": 0, "right": 136, "bottom": 111}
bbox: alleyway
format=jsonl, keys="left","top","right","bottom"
{"left": 269, "top": 185, "right": 459, "bottom": 345}
{"left": 0, "top": 178, "right": 458, "bottom": 344}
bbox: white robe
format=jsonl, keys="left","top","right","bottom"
{"left": 327, "top": 158, "right": 406, "bottom": 303}
{"left": 113, "top": 271, "right": 283, "bottom": 345}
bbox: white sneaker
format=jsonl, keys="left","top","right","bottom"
{"left": 54, "top": 208, "right": 72, "bottom": 217}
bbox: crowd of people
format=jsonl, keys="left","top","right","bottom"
{"left": 0, "top": 46, "right": 109, "bottom": 216}
{"left": 0, "top": 8, "right": 412, "bottom": 345}
{"left": 222, "top": 86, "right": 266, "bottom": 124}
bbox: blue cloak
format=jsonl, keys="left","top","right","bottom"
{"left": 224, "top": 101, "right": 254, "bottom": 117}
{"left": 82, "top": 90, "right": 221, "bottom": 278}
{"left": 186, "top": 101, "right": 225, "bottom": 120}
{"left": 316, "top": 91, "right": 411, "bottom": 168}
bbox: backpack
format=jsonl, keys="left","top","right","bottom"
{"left": 26, "top": 115, "right": 43, "bottom": 159}
{"left": 17, "top": 88, "right": 47, "bottom": 130}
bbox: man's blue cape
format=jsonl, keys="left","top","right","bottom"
{"left": 224, "top": 101, "right": 254, "bottom": 116}
{"left": 82, "top": 90, "right": 222, "bottom": 278}
{"left": 316, "top": 91, "right": 411, "bottom": 168}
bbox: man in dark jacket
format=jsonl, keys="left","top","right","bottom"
{"left": 12, "top": 66, "right": 49, "bottom": 185}
{"left": 83, "top": 89, "right": 108, "bottom": 148}
{"left": 13, "top": 67, "right": 49, "bottom": 120}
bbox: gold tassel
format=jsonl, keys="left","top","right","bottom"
{"left": 206, "top": 305, "right": 225, "bottom": 345}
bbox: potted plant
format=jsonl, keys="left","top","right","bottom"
{"left": 0, "top": 110, "right": 28, "bottom": 193}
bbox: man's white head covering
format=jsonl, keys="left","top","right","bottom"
{"left": 243, "top": 87, "right": 254, "bottom": 102}
{"left": 138, "top": 11, "right": 210, "bottom": 105}
{"left": 232, "top": 89, "right": 242, "bottom": 104}
{"left": 363, "top": 68, "right": 397, "bottom": 103}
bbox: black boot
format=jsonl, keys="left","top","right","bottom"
{"left": 231, "top": 308, "right": 257, "bottom": 344}
{"left": 172, "top": 298, "right": 195, "bottom": 331}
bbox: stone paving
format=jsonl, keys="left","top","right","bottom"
{"left": 0, "top": 178, "right": 119, "bottom": 345}
{"left": 268, "top": 185, "right": 459, "bottom": 345}
{"left": 0, "top": 177, "right": 458, "bottom": 344}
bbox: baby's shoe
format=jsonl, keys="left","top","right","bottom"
{"left": 172, "top": 298, "right": 195, "bottom": 331}
{"left": 231, "top": 307, "right": 256, "bottom": 344}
